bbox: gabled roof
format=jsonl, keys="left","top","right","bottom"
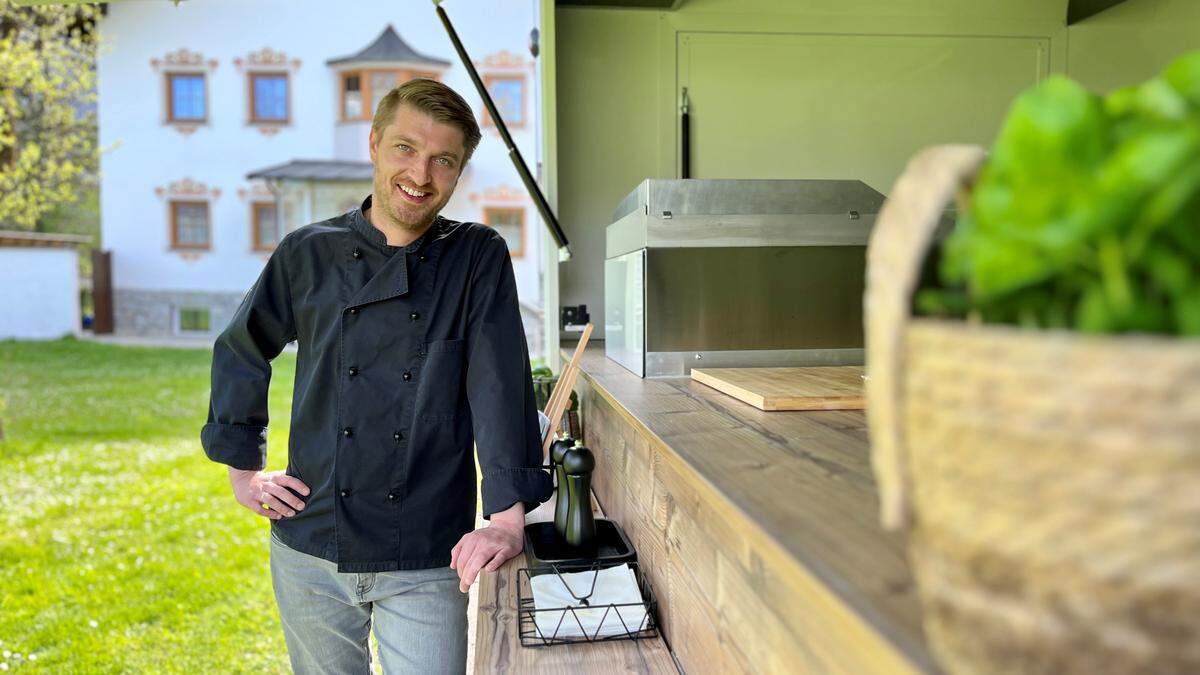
{"left": 326, "top": 25, "right": 450, "bottom": 68}
{"left": 247, "top": 160, "right": 373, "bottom": 182}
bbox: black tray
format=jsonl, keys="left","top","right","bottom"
{"left": 523, "top": 518, "right": 636, "bottom": 570}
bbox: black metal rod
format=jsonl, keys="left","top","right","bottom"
{"left": 434, "top": 1, "right": 571, "bottom": 258}
{"left": 680, "top": 87, "right": 690, "bottom": 179}
{"left": 681, "top": 113, "right": 690, "bottom": 179}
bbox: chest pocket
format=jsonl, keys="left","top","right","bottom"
{"left": 416, "top": 338, "right": 465, "bottom": 421}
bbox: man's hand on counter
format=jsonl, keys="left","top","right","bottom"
{"left": 450, "top": 501, "right": 526, "bottom": 593}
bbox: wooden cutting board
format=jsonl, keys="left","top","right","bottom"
{"left": 690, "top": 366, "right": 866, "bottom": 411}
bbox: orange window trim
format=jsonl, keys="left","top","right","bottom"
{"left": 251, "top": 201, "right": 278, "bottom": 252}
{"left": 481, "top": 74, "right": 526, "bottom": 129}
{"left": 483, "top": 206, "right": 525, "bottom": 258}
{"left": 341, "top": 69, "right": 444, "bottom": 122}
{"left": 169, "top": 199, "right": 211, "bottom": 250}
{"left": 248, "top": 71, "right": 290, "bottom": 125}
{"left": 165, "top": 71, "right": 208, "bottom": 124}
{"left": 340, "top": 70, "right": 364, "bottom": 121}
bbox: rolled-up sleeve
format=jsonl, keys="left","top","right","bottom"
{"left": 465, "top": 232, "right": 554, "bottom": 520}
{"left": 200, "top": 233, "right": 297, "bottom": 471}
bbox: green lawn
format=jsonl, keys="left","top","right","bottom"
{"left": 0, "top": 338, "right": 300, "bottom": 673}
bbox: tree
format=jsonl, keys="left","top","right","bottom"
{"left": 0, "top": 1, "right": 100, "bottom": 229}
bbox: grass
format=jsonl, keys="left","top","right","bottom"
{"left": 0, "top": 337, "right": 299, "bottom": 673}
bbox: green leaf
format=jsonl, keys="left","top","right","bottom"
{"left": 1175, "top": 285, "right": 1200, "bottom": 336}
{"left": 1162, "top": 50, "right": 1200, "bottom": 110}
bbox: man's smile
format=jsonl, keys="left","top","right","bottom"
{"left": 395, "top": 182, "right": 432, "bottom": 204}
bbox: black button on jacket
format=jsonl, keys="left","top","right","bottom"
{"left": 200, "top": 195, "right": 553, "bottom": 572}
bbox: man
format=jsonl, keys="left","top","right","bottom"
{"left": 200, "top": 78, "right": 553, "bottom": 674}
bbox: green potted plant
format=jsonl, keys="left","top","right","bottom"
{"left": 865, "top": 51, "right": 1200, "bottom": 675}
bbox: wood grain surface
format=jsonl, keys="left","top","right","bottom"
{"left": 472, "top": 478, "right": 679, "bottom": 673}
{"left": 570, "top": 346, "right": 935, "bottom": 674}
{"left": 691, "top": 366, "right": 867, "bottom": 411}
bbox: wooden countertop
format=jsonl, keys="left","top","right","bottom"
{"left": 567, "top": 345, "right": 935, "bottom": 672}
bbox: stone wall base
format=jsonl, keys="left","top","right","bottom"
{"left": 114, "top": 288, "right": 244, "bottom": 338}
{"left": 115, "top": 287, "right": 544, "bottom": 359}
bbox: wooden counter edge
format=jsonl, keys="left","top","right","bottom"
{"left": 571, "top": 349, "right": 930, "bottom": 675}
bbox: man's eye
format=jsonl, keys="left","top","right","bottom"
{"left": 436, "top": 157, "right": 451, "bottom": 166}
{"left": 396, "top": 144, "right": 412, "bottom": 152}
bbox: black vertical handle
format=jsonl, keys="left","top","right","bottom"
{"left": 681, "top": 87, "right": 691, "bottom": 179}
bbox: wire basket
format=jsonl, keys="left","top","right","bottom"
{"left": 516, "top": 560, "right": 660, "bottom": 647}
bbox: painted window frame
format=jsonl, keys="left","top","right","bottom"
{"left": 248, "top": 71, "right": 290, "bottom": 125}
{"left": 251, "top": 200, "right": 280, "bottom": 252}
{"left": 165, "top": 71, "right": 208, "bottom": 124}
{"left": 339, "top": 69, "right": 442, "bottom": 122}
{"left": 482, "top": 206, "right": 526, "bottom": 259}
{"left": 169, "top": 199, "right": 211, "bottom": 251}
{"left": 481, "top": 74, "right": 526, "bottom": 129}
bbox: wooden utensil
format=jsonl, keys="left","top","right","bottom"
{"left": 541, "top": 323, "right": 592, "bottom": 457}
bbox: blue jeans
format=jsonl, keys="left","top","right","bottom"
{"left": 269, "top": 530, "right": 469, "bottom": 674}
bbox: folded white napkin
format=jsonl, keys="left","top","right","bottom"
{"left": 528, "top": 563, "right": 649, "bottom": 639}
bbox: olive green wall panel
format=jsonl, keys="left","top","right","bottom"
{"left": 1067, "top": 0, "right": 1200, "bottom": 92}
{"left": 554, "top": 0, "right": 1198, "bottom": 341}
{"left": 679, "top": 32, "right": 1048, "bottom": 192}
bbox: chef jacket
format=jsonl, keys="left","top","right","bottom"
{"left": 200, "top": 194, "right": 553, "bottom": 572}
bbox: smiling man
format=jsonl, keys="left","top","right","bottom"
{"left": 200, "top": 78, "right": 552, "bottom": 674}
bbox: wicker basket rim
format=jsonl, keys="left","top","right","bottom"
{"left": 908, "top": 317, "right": 1200, "bottom": 350}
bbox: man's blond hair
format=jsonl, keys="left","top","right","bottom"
{"left": 372, "top": 78, "right": 482, "bottom": 168}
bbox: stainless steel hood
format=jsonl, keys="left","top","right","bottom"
{"left": 605, "top": 178, "right": 885, "bottom": 377}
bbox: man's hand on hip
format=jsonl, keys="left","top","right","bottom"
{"left": 450, "top": 503, "right": 525, "bottom": 593}
{"left": 228, "top": 467, "right": 310, "bottom": 520}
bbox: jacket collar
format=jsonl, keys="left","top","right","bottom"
{"left": 351, "top": 194, "right": 441, "bottom": 255}
{"left": 345, "top": 194, "right": 447, "bottom": 310}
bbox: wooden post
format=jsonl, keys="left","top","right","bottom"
{"left": 91, "top": 249, "right": 114, "bottom": 334}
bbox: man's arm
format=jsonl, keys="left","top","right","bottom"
{"left": 464, "top": 232, "right": 554, "bottom": 520}
{"left": 200, "top": 234, "right": 297, "bottom": 472}
{"left": 450, "top": 232, "right": 552, "bottom": 592}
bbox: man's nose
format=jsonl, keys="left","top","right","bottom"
{"left": 408, "top": 160, "right": 430, "bottom": 187}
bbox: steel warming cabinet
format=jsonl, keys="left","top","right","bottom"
{"left": 604, "top": 178, "right": 885, "bottom": 377}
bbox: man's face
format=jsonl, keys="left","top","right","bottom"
{"left": 368, "top": 103, "right": 467, "bottom": 231}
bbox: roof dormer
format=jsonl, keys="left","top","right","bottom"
{"left": 326, "top": 25, "right": 451, "bottom": 122}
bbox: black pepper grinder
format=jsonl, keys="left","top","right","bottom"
{"left": 550, "top": 437, "right": 574, "bottom": 538}
{"left": 562, "top": 445, "right": 597, "bottom": 554}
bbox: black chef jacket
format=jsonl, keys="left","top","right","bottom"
{"left": 200, "top": 194, "right": 553, "bottom": 572}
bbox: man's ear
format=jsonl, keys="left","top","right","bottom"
{"left": 368, "top": 128, "right": 378, "bottom": 163}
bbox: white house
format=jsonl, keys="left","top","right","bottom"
{"left": 0, "top": 231, "right": 89, "bottom": 340}
{"left": 97, "top": 0, "right": 547, "bottom": 357}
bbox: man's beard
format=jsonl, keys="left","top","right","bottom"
{"left": 375, "top": 177, "right": 444, "bottom": 231}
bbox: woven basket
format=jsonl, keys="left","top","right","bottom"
{"left": 864, "top": 145, "right": 1200, "bottom": 675}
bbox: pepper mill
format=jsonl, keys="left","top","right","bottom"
{"left": 562, "top": 445, "right": 597, "bottom": 553}
{"left": 550, "top": 437, "right": 574, "bottom": 538}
